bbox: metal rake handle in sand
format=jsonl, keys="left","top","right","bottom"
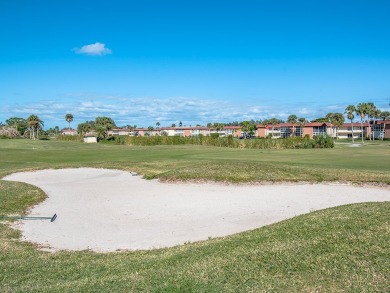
{"left": 0, "top": 213, "right": 57, "bottom": 222}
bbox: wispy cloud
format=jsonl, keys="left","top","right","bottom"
{"left": 3, "top": 95, "right": 388, "bottom": 128}
{"left": 1, "top": 96, "right": 275, "bottom": 128}
{"left": 73, "top": 42, "right": 112, "bottom": 56}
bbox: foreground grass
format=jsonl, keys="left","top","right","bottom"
{"left": 1, "top": 139, "right": 389, "bottom": 291}
{"left": 0, "top": 181, "right": 389, "bottom": 291}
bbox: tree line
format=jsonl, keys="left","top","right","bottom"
{"left": 1, "top": 101, "right": 389, "bottom": 140}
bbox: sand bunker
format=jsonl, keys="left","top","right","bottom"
{"left": 3, "top": 168, "right": 390, "bottom": 252}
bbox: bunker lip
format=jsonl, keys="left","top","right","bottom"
{"left": 3, "top": 168, "right": 390, "bottom": 253}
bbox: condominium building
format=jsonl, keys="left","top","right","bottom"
{"left": 337, "top": 123, "right": 368, "bottom": 140}
{"left": 106, "top": 120, "right": 390, "bottom": 140}
{"left": 61, "top": 128, "right": 78, "bottom": 136}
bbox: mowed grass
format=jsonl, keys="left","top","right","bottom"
{"left": 1, "top": 139, "right": 390, "bottom": 291}
{"left": 1, "top": 139, "right": 390, "bottom": 183}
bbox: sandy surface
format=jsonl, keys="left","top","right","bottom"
{"left": 3, "top": 168, "right": 390, "bottom": 252}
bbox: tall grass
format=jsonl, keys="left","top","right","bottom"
{"left": 57, "top": 135, "right": 83, "bottom": 142}
{"left": 112, "top": 135, "right": 334, "bottom": 149}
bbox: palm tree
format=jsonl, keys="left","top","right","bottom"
{"left": 379, "top": 111, "right": 390, "bottom": 140}
{"left": 65, "top": 114, "right": 74, "bottom": 131}
{"left": 297, "top": 117, "right": 307, "bottom": 137}
{"left": 77, "top": 122, "right": 92, "bottom": 135}
{"left": 148, "top": 126, "right": 154, "bottom": 135}
{"left": 95, "top": 116, "right": 116, "bottom": 139}
{"left": 287, "top": 114, "right": 297, "bottom": 137}
{"left": 156, "top": 122, "right": 160, "bottom": 129}
{"left": 365, "top": 103, "right": 377, "bottom": 140}
{"left": 5, "top": 117, "right": 28, "bottom": 135}
{"left": 356, "top": 103, "right": 368, "bottom": 143}
{"left": 326, "top": 113, "right": 344, "bottom": 139}
{"left": 268, "top": 118, "right": 281, "bottom": 138}
{"left": 179, "top": 121, "right": 183, "bottom": 127}
{"left": 332, "top": 113, "right": 345, "bottom": 139}
{"left": 213, "top": 123, "right": 224, "bottom": 135}
{"left": 239, "top": 121, "right": 256, "bottom": 138}
{"left": 26, "top": 114, "right": 44, "bottom": 140}
{"left": 345, "top": 105, "right": 356, "bottom": 143}
{"left": 325, "top": 113, "right": 335, "bottom": 139}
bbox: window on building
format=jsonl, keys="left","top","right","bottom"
{"left": 313, "top": 126, "right": 326, "bottom": 136}
{"left": 295, "top": 127, "right": 303, "bottom": 137}
{"left": 280, "top": 127, "right": 291, "bottom": 138}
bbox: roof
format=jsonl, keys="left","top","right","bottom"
{"left": 61, "top": 128, "right": 77, "bottom": 132}
{"left": 158, "top": 126, "right": 209, "bottom": 130}
{"left": 112, "top": 128, "right": 131, "bottom": 131}
{"left": 304, "top": 122, "right": 332, "bottom": 127}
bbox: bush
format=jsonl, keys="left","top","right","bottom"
{"left": 57, "top": 135, "right": 83, "bottom": 142}
{"left": 117, "top": 136, "right": 335, "bottom": 149}
{"left": 312, "top": 135, "right": 335, "bottom": 148}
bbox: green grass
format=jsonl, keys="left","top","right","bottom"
{"left": 1, "top": 139, "right": 390, "bottom": 291}
{"left": 1, "top": 139, "right": 390, "bottom": 183}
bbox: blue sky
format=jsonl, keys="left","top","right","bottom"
{"left": 1, "top": 0, "right": 390, "bottom": 129}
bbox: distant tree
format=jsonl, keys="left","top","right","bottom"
{"left": 345, "top": 105, "right": 356, "bottom": 143}
{"left": 171, "top": 123, "right": 176, "bottom": 127}
{"left": 95, "top": 116, "right": 116, "bottom": 139}
{"left": 365, "top": 103, "right": 377, "bottom": 140}
{"left": 5, "top": 117, "right": 27, "bottom": 135}
{"left": 297, "top": 117, "right": 307, "bottom": 137}
{"left": 356, "top": 103, "right": 368, "bottom": 143}
{"left": 225, "top": 121, "right": 240, "bottom": 126}
{"left": 65, "top": 114, "right": 74, "bottom": 131}
{"left": 266, "top": 118, "right": 282, "bottom": 138}
{"left": 371, "top": 108, "right": 382, "bottom": 140}
{"left": 207, "top": 123, "right": 213, "bottom": 129}
{"left": 311, "top": 117, "right": 328, "bottom": 123}
{"left": 0, "top": 125, "right": 19, "bottom": 137}
{"left": 325, "top": 113, "right": 336, "bottom": 138}
{"left": 179, "top": 121, "right": 183, "bottom": 127}
{"left": 77, "top": 122, "right": 93, "bottom": 135}
{"left": 379, "top": 111, "right": 390, "bottom": 140}
{"left": 287, "top": 115, "right": 297, "bottom": 123}
{"left": 148, "top": 126, "right": 154, "bottom": 135}
{"left": 287, "top": 114, "right": 297, "bottom": 137}
{"left": 156, "top": 122, "right": 160, "bottom": 128}
{"left": 213, "top": 123, "right": 224, "bottom": 132}
{"left": 298, "top": 117, "right": 307, "bottom": 124}
{"left": 332, "top": 113, "right": 345, "bottom": 139}
{"left": 240, "top": 120, "right": 256, "bottom": 138}
{"left": 123, "top": 125, "right": 136, "bottom": 132}
{"left": 26, "top": 114, "right": 44, "bottom": 140}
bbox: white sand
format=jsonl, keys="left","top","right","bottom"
{"left": 3, "top": 168, "right": 390, "bottom": 252}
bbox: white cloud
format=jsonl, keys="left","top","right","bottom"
{"left": 4, "top": 95, "right": 379, "bottom": 128}
{"left": 74, "top": 42, "right": 112, "bottom": 56}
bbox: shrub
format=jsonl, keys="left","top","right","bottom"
{"left": 119, "top": 136, "right": 334, "bottom": 149}
{"left": 57, "top": 135, "right": 83, "bottom": 142}
{"left": 313, "top": 135, "right": 335, "bottom": 148}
